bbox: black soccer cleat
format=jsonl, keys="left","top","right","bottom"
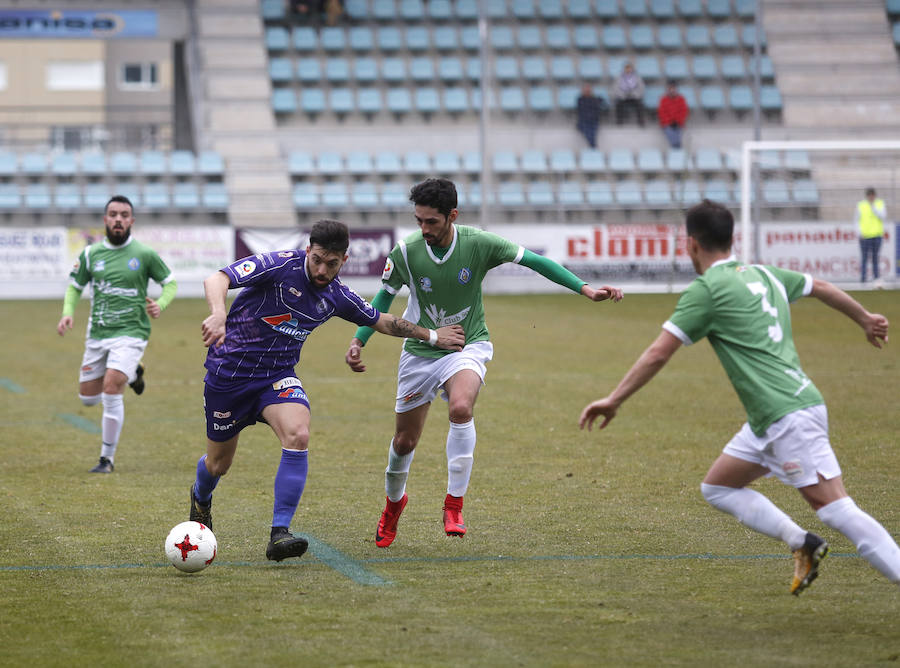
{"left": 129, "top": 363, "right": 145, "bottom": 395}
{"left": 89, "top": 457, "right": 114, "bottom": 473}
{"left": 189, "top": 486, "right": 213, "bottom": 531}
{"left": 266, "top": 527, "right": 309, "bottom": 562}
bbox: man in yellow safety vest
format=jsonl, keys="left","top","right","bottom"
{"left": 855, "top": 187, "right": 887, "bottom": 286}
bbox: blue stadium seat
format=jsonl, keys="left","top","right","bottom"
{"left": 272, "top": 89, "right": 298, "bottom": 114}
{"left": 292, "top": 27, "right": 316, "bottom": 51}
{"left": 522, "top": 57, "right": 547, "bottom": 81}
{"left": 429, "top": 0, "right": 453, "bottom": 19}
{"left": 550, "top": 149, "right": 577, "bottom": 172}
{"left": 349, "top": 26, "right": 374, "bottom": 51}
{"left": 760, "top": 86, "right": 782, "bottom": 112}
{"left": 784, "top": 150, "right": 811, "bottom": 172}
{"left": 596, "top": 0, "right": 618, "bottom": 18}
{"left": 666, "top": 149, "right": 692, "bottom": 171}
{"left": 735, "top": 0, "right": 755, "bottom": 18}
{"left": 0, "top": 182, "right": 20, "bottom": 208}
{"left": 888, "top": 0, "right": 900, "bottom": 15}
{"left": 608, "top": 149, "right": 636, "bottom": 173}
{"left": 455, "top": 0, "right": 478, "bottom": 18}
{"left": 713, "top": 25, "right": 739, "bottom": 49}
{"left": 757, "top": 150, "right": 780, "bottom": 171}
{"left": 466, "top": 57, "right": 483, "bottom": 81}
{"left": 692, "top": 55, "right": 717, "bottom": 79}
{"left": 439, "top": 57, "right": 464, "bottom": 81}
{"left": 52, "top": 152, "right": 78, "bottom": 176}
{"left": 354, "top": 57, "right": 378, "bottom": 82}
{"left": 518, "top": 26, "right": 543, "bottom": 50}
{"left": 110, "top": 151, "right": 137, "bottom": 175}
{"left": 750, "top": 55, "right": 775, "bottom": 80}
{"left": 198, "top": 151, "right": 224, "bottom": 176}
{"left": 695, "top": 148, "right": 724, "bottom": 173}
{"left": 21, "top": 152, "right": 47, "bottom": 175}
{"left": 527, "top": 180, "right": 555, "bottom": 206}
{"left": 567, "top": 0, "right": 591, "bottom": 18}
{"left": 382, "top": 58, "right": 406, "bottom": 82}
{"left": 894, "top": 23, "right": 900, "bottom": 47}
{"left": 651, "top": 0, "right": 676, "bottom": 18}
{"left": 551, "top": 56, "right": 577, "bottom": 80}
{"left": 405, "top": 26, "right": 430, "bottom": 51}
{"left": 351, "top": 182, "right": 379, "bottom": 208}
{"left": 143, "top": 183, "right": 170, "bottom": 209}
{"left": 82, "top": 183, "right": 108, "bottom": 209}
{"left": 344, "top": 0, "right": 367, "bottom": 18}
{"left": 325, "top": 58, "right": 350, "bottom": 83}
{"left": 521, "top": 149, "right": 548, "bottom": 173}
{"left": 558, "top": 180, "right": 584, "bottom": 205}
{"left": 463, "top": 150, "right": 482, "bottom": 173}
{"left": 400, "top": 0, "right": 425, "bottom": 20}
{"left": 763, "top": 179, "right": 791, "bottom": 205}
{"left": 792, "top": 178, "right": 819, "bottom": 204}
{"left": 460, "top": 26, "right": 480, "bottom": 50}
{"left": 457, "top": 181, "right": 483, "bottom": 208}
{"left": 638, "top": 148, "right": 665, "bottom": 173}
{"left": 491, "top": 26, "right": 515, "bottom": 50}
{"left": 664, "top": 55, "right": 689, "bottom": 80}
{"left": 80, "top": 152, "right": 107, "bottom": 176}
{"left": 636, "top": 56, "right": 661, "bottom": 80}
{"left": 54, "top": 183, "right": 81, "bottom": 209}
{"left": 630, "top": 25, "right": 655, "bottom": 50}
{"left": 410, "top": 57, "right": 435, "bottom": 81}
{"left": 329, "top": 88, "right": 354, "bottom": 114}
{"left": 485, "top": 0, "right": 507, "bottom": 18}
{"left": 261, "top": 0, "right": 286, "bottom": 20}
{"left": 493, "top": 150, "right": 519, "bottom": 174}
{"left": 721, "top": 55, "right": 747, "bottom": 80}
{"left": 545, "top": 25, "right": 571, "bottom": 50}
{"left": 512, "top": 0, "right": 536, "bottom": 18}
{"left": 317, "top": 151, "right": 344, "bottom": 175}
{"left": 645, "top": 180, "right": 672, "bottom": 206}
{"left": 115, "top": 182, "right": 141, "bottom": 207}
{"left": 498, "top": 181, "right": 526, "bottom": 207}
{"left": 607, "top": 56, "right": 628, "bottom": 80}
{"left": 643, "top": 85, "right": 664, "bottom": 111}
{"left": 579, "top": 149, "right": 606, "bottom": 172}
{"left": 685, "top": 25, "right": 711, "bottom": 49}
{"left": 623, "top": 0, "right": 648, "bottom": 18}
{"left": 658, "top": 24, "right": 683, "bottom": 50}
{"left": 25, "top": 183, "right": 51, "bottom": 208}
{"left": 346, "top": 151, "right": 373, "bottom": 175}
{"left": 528, "top": 87, "right": 554, "bottom": 112}
{"left": 586, "top": 181, "right": 614, "bottom": 207}
{"left": 172, "top": 182, "right": 200, "bottom": 209}
{"left": 742, "top": 25, "right": 767, "bottom": 49}
{"left": 266, "top": 27, "right": 290, "bottom": 51}
{"left": 700, "top": 85, "right": 726, "bottom": 113}
{"left": 293, "top": 182, "right": 318, "bottom": 209}
{"left": 381, "top": 182, "right": 409, "bottom": 208}
{"left": 703, "top": 179, "right": 732, "bottom": 203}
{"left": 377, "top": 27, "right": 402, "bottom": 51}
{"left": 707, "top": 0, "right": 731, "bottom": 19}
{"left": 678, "top": 0, "right": 702, "bottom": 17}
{"left": 269, "top": 58, "right": 292, "bottom": 82}
{"left": 373, "top": 0, "right": 397, "bottom": 20}
{"left": 729, "top": 85, "right": 753, "bottom": 112}
{"left": 539, "top": 0, "right": 564, "bottom": 19}
{"left": 414, "top": 88, "right": 440, "bottom": 113}
{"left": 357, "top": 88, "right": 383, "bottom": 114}
{"left": 500, "top": 87, "right": 525, "bottom": 112}
{"left": 375, "top": 151, "right": 403, "bottom": 174}
{"left": 320, "top": 27, "right": 345, "bottom": 51}
{"left": 300, "top": 89, "right": 326, "bottom": 115}
{"left": 321, "top": 182, "right": 349, "bottom": 208}
{"left": 557, "top": 85, "right": 580, "bottom": 110}
{"left": 434, "top": 26, "right": 457, "bottom": 50}
{"left": 495, "top": 57, "right": 519, "bottom": 82}
{"left": 601, "top": 26, "right": 626, "bottom": 50}
{"left": 577, "top": 56, "right": 602, "bottom": 80}
{"left": 724, "top": 149, "right": 741, "bottom": 172}
{"left": 674, "top": 179, "right": 702, "bottom": 204}
{"left": 289, "top": 151, "right": 314, "bottom": 174}
{"left": 297, "top": 58, "right": 321, "bottom": 82}
{"left": 434, "top": 151, "right": 461, "bottom": 173}
{"left": 575, "top": 26, "right": 600, "bottom": 50}
{"left": 444, "top": 87, "right": 470, "bottom": 113}
{"left": 169, "top": 150, "right": 195, "bottom": 176}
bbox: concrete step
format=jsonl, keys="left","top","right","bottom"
{"left": 206, "top": 74, "right": 270, "bottom": 100}
{"left": 213, "top": 137, "right": 283, "bottom": 159}
{"left": 200, "top": 44, "right": 267, "bottom": 69}
{"left": 196, "top": 15, "right": 262, "bottom": 39}
{"left": 783, "top": 100, "right": 900, "bottom": 127}
{"left": 207, "top": 106, "right": 275, "bottom": 132}
{"left": 227, "top": 170, "right": 292, "bottom": 193}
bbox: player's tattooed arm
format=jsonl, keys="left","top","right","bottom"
{"left": 372, "top": 313, "right": 465, "bottom": 350}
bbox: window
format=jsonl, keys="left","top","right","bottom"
{"left": 46, "top": 61, "right": 104, "bottom": 91}
{"left": 120, "top": 62, "right": 158, "bottom": 90}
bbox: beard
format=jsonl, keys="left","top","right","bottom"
{"left": 105, "top": 225, "right": 131, "bottom": 245}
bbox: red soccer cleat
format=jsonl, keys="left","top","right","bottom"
{"left": 443, "top": 494, "right": 466, "bottom": 537}
{"left": 375, "top": 494, "right": 408, "bottom": 548}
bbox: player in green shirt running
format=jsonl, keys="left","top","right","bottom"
{"left": 56, "top": 195, "right": 177, "bottom": 473}
{"left": 345, "top": 177, "right": 623, "bottom": 547}
{"left": 579, "top": 199, "right": 899, "bottom": 594}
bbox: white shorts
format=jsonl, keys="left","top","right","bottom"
{"left": 79, "top": 336, "right": 148, "bottom": 384}
{"left": 394, "top": 341, "right": 493, "bottom": 413}
{"left": 722, "top": 404, "right": 842, "bottom": 488}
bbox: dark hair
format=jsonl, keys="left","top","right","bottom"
{"left": 409, "top": 178, "right": 458, "bottom": 217}
{"left": 105, "top": 195, "right": 133, "bottom": 214}
{"left": 309, "top": 219, "right": 350, "bottom": 254}
{"left": 865, "top": 187, "right": 876, "bottom": 197}
{"left": 685, "top": 199, "right": 734, "bottom": 252}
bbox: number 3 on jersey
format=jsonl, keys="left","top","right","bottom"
{"left": 746, "top": 281, "right": 783, "bottom": 343}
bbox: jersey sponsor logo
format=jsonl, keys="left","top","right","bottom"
{"left": 458, "top": 267, "right": 471, "bottom": 284}
{"left": 236, "top": 260, "right": 256, "bottom": 278}
{"left": 81, "top": 364, "right": 93, "bottom": 372}
{"left": 401, "top": 391, "right": 423, "bottom": 404}
{"left": 272, "top": 377, "right": 302, "bottom": 390}
{"left": 128, "top": 257, "right": 140, "bottom": 271}
{"left": 289, "top": 287, "right": 302, "bottom": 298}
{"left": 382, "top": 257, "right": 394, "bottom": 280}
{"left": 212, "top": 421, "right": 235, "bottom": 432}
{"left": 424, "top": 303, "right": 471, "bottom": 327}
{"left": 93, "top": 279, "right": 139, "bottom": 297}
{"left": 277, "top": 387, "right": 308, "bottom": 400}
{"left": 278, "top": 252, "right": 294, "bottom": 258}
{"left": 418, "top": 276, "right": 433, "bottom": 293}
{"left": 213, "top": 411, "right": 231, "bottom": 419}
{"left": 93, "top": 260, "right": 105, "bottom": 272}
{"left": 261, "top": 313, "right": 311, "bottom": 341}
{"left": 782, "top": 460, "right": 804, "bottom": 480}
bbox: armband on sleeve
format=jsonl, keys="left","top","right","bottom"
{"left": 353, "top": 288, "right": 396, "bottom": 345}
{"left": 156, "top": 280, "right": 177, "bottom": 311}
{"left": 518, "top": 249, "right": 586, "bottom": 294}
{"left": 61, "top": 284, "right": 82, "bottom": 317}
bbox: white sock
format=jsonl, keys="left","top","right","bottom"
{"left": 817, "top": 496, "right": 900, "bottom": 583}
{"left": 446, "top": 419, "right": 476, "bottom": 497}
{"left": 79, "top": 393, "right": 101, "bottom": 406}
{"left": 100, "top": 392, "right": 124, "bottom": 462}
{"left": 701, "top": 483, "right": 808, "bottom": 549}
{"left": 385, "top": 440, "right": 414, "bottom": 502}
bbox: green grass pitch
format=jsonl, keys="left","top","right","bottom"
{"left": 1, "top": 291, "right": 898, "bottom": 666}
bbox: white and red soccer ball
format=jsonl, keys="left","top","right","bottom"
{"left": 164, "top": 521, "right": 217, "bottom": 573}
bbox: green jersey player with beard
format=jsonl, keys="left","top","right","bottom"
{"left": 345, "top": 178, "right": 623, "bottom": 547}
{"left": 57, "top": 195, "right": 176, "bottom": 473}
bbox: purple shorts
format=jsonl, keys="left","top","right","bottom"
{"left": 203, "top": 374, "right": 310, "bottom": 442}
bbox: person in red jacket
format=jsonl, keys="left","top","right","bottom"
{"left": 657, "top": 81, "right": 689, "bottom": 149}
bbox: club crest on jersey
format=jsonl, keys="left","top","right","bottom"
{"left": 315, "top": 298, "right": 327, "bottom": 313}
{"left": 289, "top": 287, "right": 302, "bottom": 298}
{"left": 382, "top": 257, "right": 394, "bottom": 280}
{"left": 418, "top": 276, "right": 433, "bottom": 293}
{"left": 128, "top": 257, "right": 140, "bottom": 271}
{"left": 261, "top": 313, "right": 310, "bottom": 341}
{"left": 236, "top": 260, "right": 256, "bottom": 278}
{"left": 93, "top": 260, "right": 105, "bottom": 272}
{"left": 458, "top": 267, "right": 471, "bottom": 285}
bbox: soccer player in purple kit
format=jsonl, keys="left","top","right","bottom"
{"left": 189, "top": 220, "right": 464, "bottom": 562}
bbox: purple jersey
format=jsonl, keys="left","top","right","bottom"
{"left": 204, "top": 249, "right": 379, "bottom": 385}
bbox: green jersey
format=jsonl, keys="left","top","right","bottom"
{"left": 663, "top": 258, "right": 824, "bottom": 436}
{"left": 69, "top": 237, "right": 173, "bottom": 341}
{"left": 382, "top": 225, "right": 521, "bottom": 358}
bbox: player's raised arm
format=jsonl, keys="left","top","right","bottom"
{"left": 201, "top": 271, "right": 231, "bottom": 348}
{"left": 809, "top": 279, "right": 889, "bottom": 348}
{"left": 517, "top": 248, "right": 623, "bottom": 303}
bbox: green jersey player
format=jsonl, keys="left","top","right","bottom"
{"left": 580, "top": 199, "right": 899, "bottom": 595}
{"left": 345, "top": 178, "right": 623, "bottom": 547}
{"left": 57, "top": 195, "right": 176, "bottom": 473}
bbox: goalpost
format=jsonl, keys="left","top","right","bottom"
{"left": 739, "top": 139, "right": 900, "bottom": 267}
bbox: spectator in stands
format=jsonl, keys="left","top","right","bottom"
{"left": 657, "top": 81, "right": 689, "bottom": 149}
{"left": 612, "top": 62, "right": 645, "bottom": 126}
{"left": 855, "top": 187, "right": 887, "bottom": 287}
{"left": 325, "top": 0, "right": 343, "bottom": 25}
{"left": 575, "top": 84, "right": 607, "bottom": 149}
